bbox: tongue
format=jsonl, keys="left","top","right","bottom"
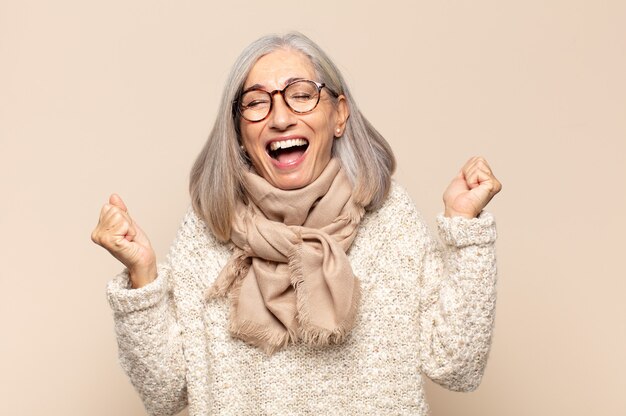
{"left": 276, "top": 147, "right": 305, "bottom": 164}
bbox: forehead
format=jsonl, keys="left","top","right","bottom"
{"left": 244, "top": 49, "right": 316, "bottom": 89}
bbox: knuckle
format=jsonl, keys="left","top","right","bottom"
{"left": 105, "top": 236, "right": 122, "bottom": 251}
{"left": 101, "top": 204, "right": 112, "bottom": 215}
{"left": 109, "top": 210, "right": 127, "bottom": 225}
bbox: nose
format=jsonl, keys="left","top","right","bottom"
{"left": 267, "top": 93, "right": 297, "bottom": 130}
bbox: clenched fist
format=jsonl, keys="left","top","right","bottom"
{"left": 91, "top": 194, "right": 157, "bottom": 288}
{"left": 443, "top": 156, "right": 502, "bottom": 218}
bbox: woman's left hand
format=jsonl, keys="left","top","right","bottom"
{"left": 443, "top": 156, "right": 502, "bottom": 218}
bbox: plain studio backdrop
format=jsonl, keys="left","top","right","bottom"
{"left": 1, "top": 1, "right": 624, "bottom": 415}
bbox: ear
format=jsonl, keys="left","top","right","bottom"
{"left": 334, "top": 95, "right": 350, "bottom": 138}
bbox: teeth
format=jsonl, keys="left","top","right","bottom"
{"left": 269, "top": 138, "right": 308, "bottom": 151}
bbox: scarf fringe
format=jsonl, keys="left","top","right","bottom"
{"left": 212, "top": 249, "right": 296, "bottom": 354}
{"left": 228, "top": 319, "right": 293, "bottom": 355}
{"left": 205, "top": 247, "right": 250, "bottom": 299}
{"left": 336, "top": 203, "right": 366, "bottom": 226}
{"left": 288, "top": 243, "right": 362, "bottom": 347}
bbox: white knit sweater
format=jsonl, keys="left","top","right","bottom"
{"left": 107, "top": 182, "right": 498, "bottom": 416}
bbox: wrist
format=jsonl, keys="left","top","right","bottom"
{"left": 444, "top": 207, "right": 478, "bottom": 219}
{"left": 128, "top": 263, "right": 158, "bottom": 289}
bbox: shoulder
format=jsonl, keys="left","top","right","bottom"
{"left": 380, "top": 180, "right": 421, "bottom": 215}
{"left": 364, "top": 180, "right": 425, "bottom": 227}
{"left": 357, "top": 180, "right": 432, "bottom": 247}
{"left": 175, "top": 207, "right": 226, "bottom": 247}
{"left": 167, "top": 207, "right": 231, "bottom": 274}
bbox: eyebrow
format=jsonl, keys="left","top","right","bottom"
{"left": 242, "top": 77, "right": 306, "bottom": 94}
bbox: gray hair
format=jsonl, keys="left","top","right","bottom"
{"left": 190, "top": 32, "right": 396, "bottom": 241}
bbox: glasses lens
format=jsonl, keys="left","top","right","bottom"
{"left": 285, "top": 80, "right": 320, "bottom": 113}
{"left": 240, "top": 90, "right": 271, "bottom": 121}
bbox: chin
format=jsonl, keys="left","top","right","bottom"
{"left": 259, "top": 154, "right": 321, "bottom": 190}
{"left": 269, "top": 171, "right": 315, "bottom": 190}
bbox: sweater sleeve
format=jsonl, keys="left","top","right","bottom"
{"left": 416, "top": 210, "right": 498, "bottom": 392}
{"left": 106, "top": 239, "right": 189, "bottom": 415}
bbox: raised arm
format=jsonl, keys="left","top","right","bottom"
{"left": 92, "top": 195, "right": 187, "bottom": 415}
{"left": 107, "top": 265, "right": 188, "bottom": 415}
{"left": 417, "top": 212, "right": 498, "bottom": 391}
{"left": 417, "top": 156, "right": 502, "bottom": 391}
{"left": 91, "top": 194, "right": 158, "bottom": 288}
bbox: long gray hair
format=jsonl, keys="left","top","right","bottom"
{"left": 190, "top": 32, "right": 396, "bottom": 241}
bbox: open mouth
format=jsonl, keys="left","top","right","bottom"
{"left": 267, "top": 138, "right": 309, "bottom": 165}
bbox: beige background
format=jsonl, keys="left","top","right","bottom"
{"left": 1, "top": 0, "right": 624, "bottom": 415}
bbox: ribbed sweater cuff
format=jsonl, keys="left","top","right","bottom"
{"left": 436, "top": 211, "right": 497, "bottom": 247}
{"left": 106, "top": 264, "right": 169, "bottom": 314}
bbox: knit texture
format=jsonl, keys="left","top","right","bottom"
{"left": 107, "top": 182, "right": 498, "bottom": 416}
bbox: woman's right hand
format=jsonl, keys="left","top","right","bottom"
{"left": 91, "top": 194, "right": 157, "bottom": 289}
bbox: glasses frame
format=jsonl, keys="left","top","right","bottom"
{"left": 235, "top": 79, "right": 339, "bottom": 123}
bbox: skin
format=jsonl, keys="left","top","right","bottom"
{"left": 239, "top": 49, "right": 349, "bottom": 190}
{"left": 91, "top": 194, "right": 157, "bottom": 288}
{"left": 91, "top": 50, "right": 502, "bottom": 289}
{"left": 443, "top": 156, "right": 502, "bottom": 219}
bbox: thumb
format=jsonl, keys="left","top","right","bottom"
{"left": 109, "top": 193, "right": 128, "bottom": 212}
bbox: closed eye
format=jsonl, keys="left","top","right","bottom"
{"left": 244, "top": 99, "right": 270, "bottom": 108}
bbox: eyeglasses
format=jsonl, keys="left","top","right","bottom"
{"left": 236, "top": 79, "right": 339, "bottom": 122}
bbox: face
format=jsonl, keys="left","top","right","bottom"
{"left": 239, "top": 49, "right": 349, "bottom": 190}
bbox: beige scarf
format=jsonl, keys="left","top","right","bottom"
{"left": 207, "top": 159, "right": 364, "bottom": 354}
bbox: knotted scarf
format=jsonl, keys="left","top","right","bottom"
{"left": 206, "top": 159, "right": 365, "bottom": 354}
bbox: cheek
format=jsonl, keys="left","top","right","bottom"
{"left": 240, "top": 124, "right": 260, "bottom": 150}
{"left": 315, "top": 114, "right": 336, "bottom": 151}
{"left": 319, "top": 103, "right": 338, "bottom": 134}
{"left": 239, "top": 127, "right": 266, "bottom": 170}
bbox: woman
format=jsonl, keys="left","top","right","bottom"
{"left": 92, "top": 32, "right": 502, "bottom": 415}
